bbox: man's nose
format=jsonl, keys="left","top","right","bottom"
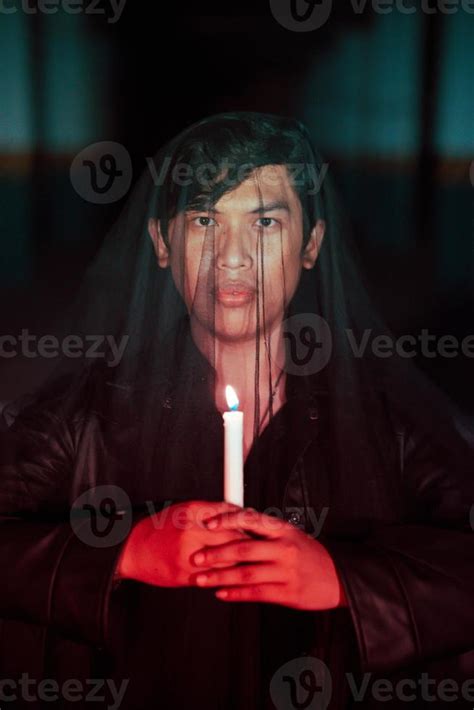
{"left": 215, "top": 225, "right": 253, "bottom": 270}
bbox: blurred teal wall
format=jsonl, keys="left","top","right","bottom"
{"left": 1, "top": 11, "right": 472, "bottom": 287}
{"left": 297, "top": 11, "right": 473, "bottom": 291}
{"left": 0, "top": 12, "right": 112, "bottom": 284}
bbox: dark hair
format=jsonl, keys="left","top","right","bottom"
{"left": 155, "top": 112, "right": 324, "bottom": 248}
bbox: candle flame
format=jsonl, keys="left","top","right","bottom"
{"left": 225, "top": 385, "right": 239, "bottom": 411}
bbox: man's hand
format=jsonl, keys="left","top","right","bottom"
{"left": 190, "top": 507, "right": 348, "bottom": 610}
{"left": 115, "top": 500, "right": 251, "bottom": 587}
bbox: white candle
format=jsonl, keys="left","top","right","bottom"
{"left": 223, "top": 385, "right": 244, "bottom": 507}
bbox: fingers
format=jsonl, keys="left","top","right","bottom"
{"left": 215, "top": 584, "right": 287, "bottom": 604}
{"left": 191, "top": 501, "right": 243, "bottom": 529}
{"left": 203, "top": 500, "right": 242, "bottom": 514}
{"left": 204, "top": 508, "right": 290, "bottom": 539}
{"left": 194, "top": 562, "right": 282, "bottom": 589}
{"left": 191, "top": 538, "right": 278, "bottom": 567}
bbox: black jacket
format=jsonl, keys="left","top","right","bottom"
{"left": 1, "top": 334, "right": 474, "bottom": 709}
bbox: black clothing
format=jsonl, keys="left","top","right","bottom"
{"left": 1, "top": 319, "right": 474, "bottom": 709}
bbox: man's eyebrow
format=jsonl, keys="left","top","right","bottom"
{"left": 248, "top": 200, "right": 290, "bottom": 214}
{"left": 185, "top": 204, "right": 216, "bottom": 214}
{"left": 185, "top": 200, "right": 290, "bottom": 215}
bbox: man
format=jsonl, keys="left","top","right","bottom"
{"left": 1, "top": 112, "right": 474, "bottom": 709}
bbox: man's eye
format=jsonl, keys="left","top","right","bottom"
{"left": 193, "top": 216, "right": 217, "bottom": 227}
{"left": 256, "top": 217, "right": 278, "bottom": 229}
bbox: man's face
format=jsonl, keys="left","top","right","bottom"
{"left": 149, "top": 165, "right": 324, "bottom": 343}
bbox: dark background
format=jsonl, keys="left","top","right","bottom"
{"left": 0, "top": 1, "right": 473, "bottom": 412}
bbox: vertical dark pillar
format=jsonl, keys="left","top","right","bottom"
{"left": 416, "top": 12, "right": 443, "bottom": 247}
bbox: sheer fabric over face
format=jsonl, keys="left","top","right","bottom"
{"left": 5, "top": 112, "right": 472, "bottom": 514}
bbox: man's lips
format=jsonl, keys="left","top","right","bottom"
{"left": 213, "top": 281, "right": 256, "bottom": 305}
{"left": 215, "top": 281, "right": 255, "bottom": 295}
